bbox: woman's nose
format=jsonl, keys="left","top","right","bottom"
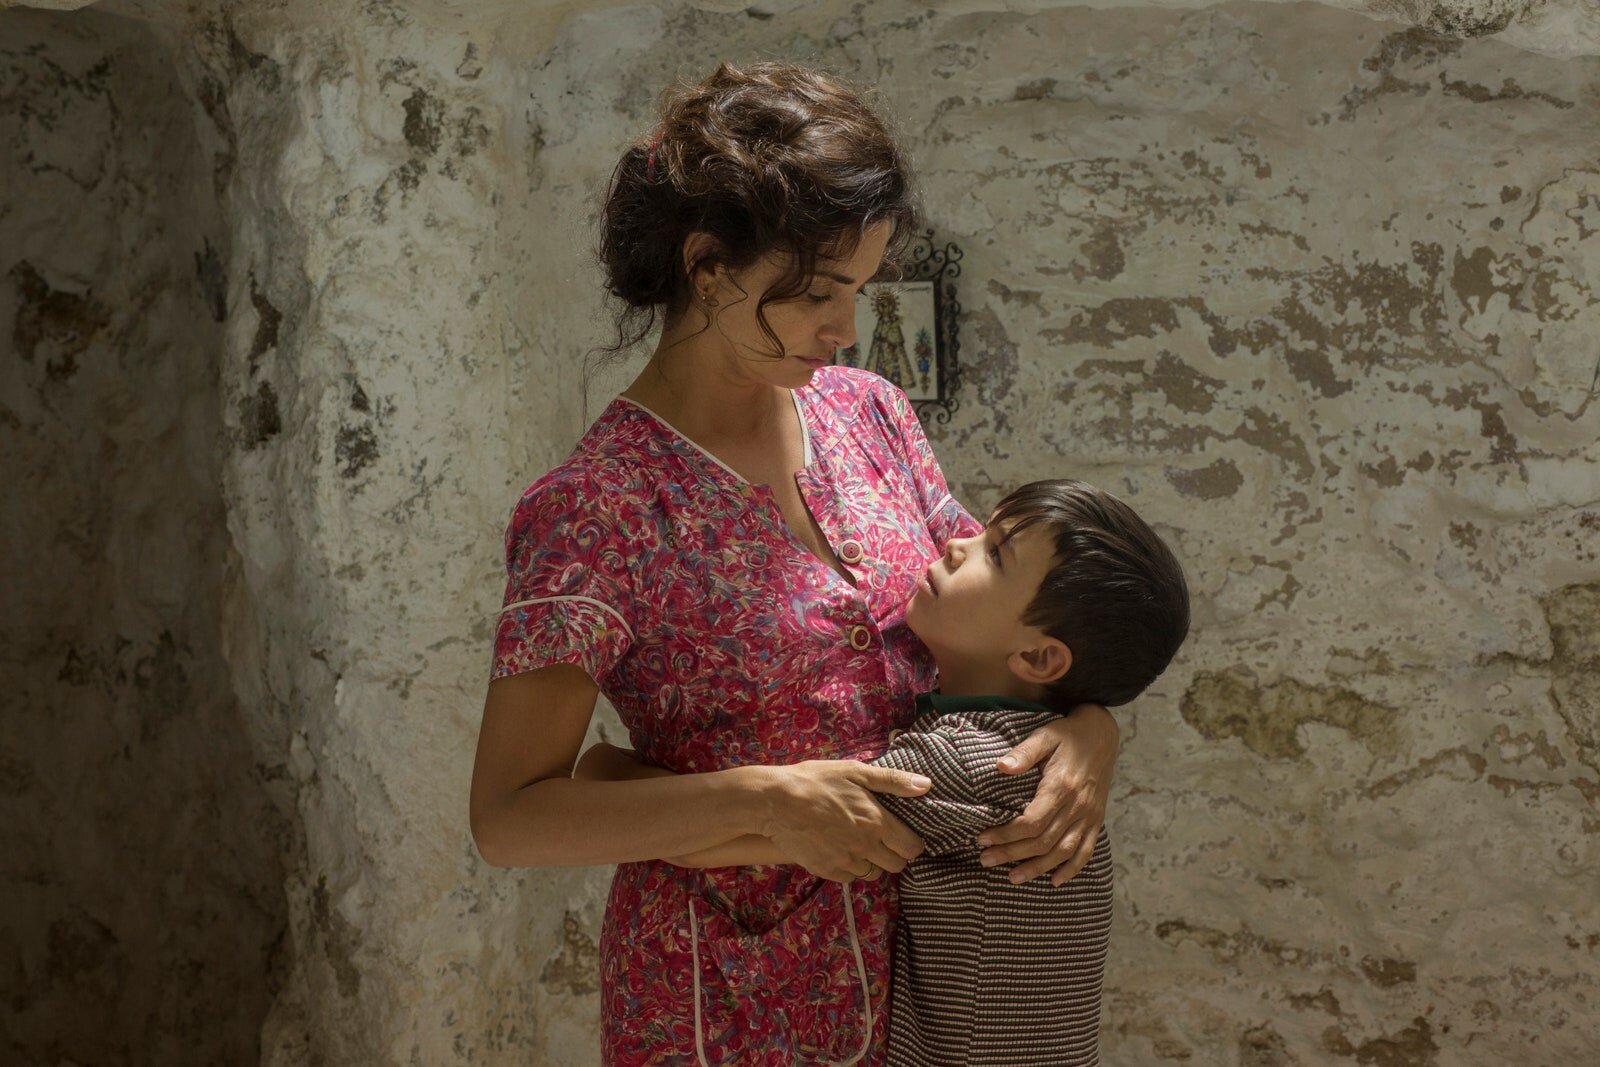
{"left": 822, "top": 308, "right": 857, "bottom": 350}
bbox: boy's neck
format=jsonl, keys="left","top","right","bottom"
{"left": 929, "top": 653, "right": 1046, "bottom": 704}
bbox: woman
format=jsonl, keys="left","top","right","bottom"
{"left": 468, "top": 62, "right": 1120, "bottom": 1065}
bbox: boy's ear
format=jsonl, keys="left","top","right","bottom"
{"left": 1009, "top": 637, "right": 1072, "bottom": 687}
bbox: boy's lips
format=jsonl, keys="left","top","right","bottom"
{"left": 923, "top": 564, "right": 939, "bottom": 596}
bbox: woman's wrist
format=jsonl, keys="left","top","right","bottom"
{"left": 1068, "top": 702, "right": 1119, "bottom": 748}
{"left": 726, "top": 763, "right": 796, "bottom": 839}
{"left": 573, "top": 745, "right": 794, "bottom": 844}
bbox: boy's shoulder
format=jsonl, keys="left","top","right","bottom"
{"left": 905, "top": 693, "right": 1059, "bottom": 734}
{"left": 886, "top": 701, "right": 1059, "bottom": 764}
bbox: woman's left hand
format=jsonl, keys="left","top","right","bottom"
{"left": 977, "top": 704, "right": 1119, "bottom": 886}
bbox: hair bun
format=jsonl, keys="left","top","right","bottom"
{"left": 594, "top": 61, "right": 921, "bottom": 357}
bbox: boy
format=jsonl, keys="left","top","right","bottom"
{"left": 576, "top": 478, "right": 1189, "bottom": 1065}
{"left": 866, "top": 477, "right": 1188, "bottom": 1065}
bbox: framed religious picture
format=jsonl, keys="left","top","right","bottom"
{"left": 834, "top": 229, "right": 964, "bottom": 424}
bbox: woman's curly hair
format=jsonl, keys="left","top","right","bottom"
{"left": 596, "top": 61, "right": 922, "bottom": 359}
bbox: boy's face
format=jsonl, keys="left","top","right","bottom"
{"left": 905, "top": 519, "right": 1060, "bottom": 669}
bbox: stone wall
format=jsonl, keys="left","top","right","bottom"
{"left": 0, "top": 8, "right": 286, "bottom": 1064}
{"left": 2, "top": 0, "right": 1596, "bottom": 1064}
{"left": 534, "top": 7, "right": 1600, "bottom": 1063}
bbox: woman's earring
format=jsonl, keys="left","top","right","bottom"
{"left": 701, "top": 292, "right": 719, "bottom": 308}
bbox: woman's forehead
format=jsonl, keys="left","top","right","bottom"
{"left": 814, "top": 221, "right": 891, "bottom": 267}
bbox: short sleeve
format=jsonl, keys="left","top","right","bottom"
{"left": 872, "top": 377, "right": 983, "bottom": 548}
{"left": 490, "top": 466, "right": 636, "bottom": 684}
{"left": 868, "top": 727, "right": 1019, "bottom": 857}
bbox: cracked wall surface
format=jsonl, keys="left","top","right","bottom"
{"left": 2, "top": 0, "right": 1597, "bottom": 1064}
{"left": 0, "top": 8, "right": 287, "bottom": 1065}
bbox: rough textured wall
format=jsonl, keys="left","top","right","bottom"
{"left": 0, "top": 8, "right": 286, "bottom": 1065}
{"left": 174, "top": 4, "right": 584, "bottom": 1063}
{"left": 532, "top": 5, "right": 1600, "bottom": 1062}
{"left": 3, "top": 0, "right": 1597, "bottom": 1065}
{"left": 889, "top": 10, "right": 1600, "bottom": 1063}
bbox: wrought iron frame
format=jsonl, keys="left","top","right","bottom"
{"left": 900, "top": 229, "right": 964, "bottom": 425}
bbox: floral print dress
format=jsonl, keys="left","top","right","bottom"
{"left": 491, "top": 366, "right": 981, "bottom": 1065}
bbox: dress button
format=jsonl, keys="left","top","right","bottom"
{"left": 839, "top": 539, "right": 864, "bottom": 564}
{"left": 849, "top": 625, "right": 872, "bottom": 651}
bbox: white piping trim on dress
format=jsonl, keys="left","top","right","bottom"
{"left": 496, "top": 595, "right": 636, "bottom": 643}
{"left": 793, "top": 388, "right": 815, "bottom": 468}
{"left": 616, "top": 391, "right": 815, "bottom": 479}
{"left": 615, "top": 396, "right": 749, "bottom": 484}
{"left": 688, "top": 882, "right": 872, "bottom": 1066}
{"left": 924, "top": 492, "right": 955, "bottom": 523}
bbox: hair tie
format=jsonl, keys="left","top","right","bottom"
{"left": 646, "top": 130, "right": 664, "bottom": 181}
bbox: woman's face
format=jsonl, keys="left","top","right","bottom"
{"left": 697, "top": 219, "right": 892, "bottom": 386}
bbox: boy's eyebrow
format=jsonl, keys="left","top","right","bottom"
{"left": 988, "top": 526, "right": 1015, "bottom": 562}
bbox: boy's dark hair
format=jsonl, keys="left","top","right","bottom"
{"left": 992, "top": 479, "right": 1190, "bottom": 710}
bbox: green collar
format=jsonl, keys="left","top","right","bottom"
{"left": 915, "top": 690, "right": 1055, "bottom": 717}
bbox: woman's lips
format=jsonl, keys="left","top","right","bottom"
{"left": 923, "top": 566, "right": 938, "bottom": 596}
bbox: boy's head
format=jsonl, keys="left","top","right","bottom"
{"left": 905, "top": 479, "right": 1189, "bottom": 710}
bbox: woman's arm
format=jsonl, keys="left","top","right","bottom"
{"left": 470, "top": 665, "right": 929, "bottom": 878}
{"left": 471, "top": 667, "right": 785, "bottom": 867}
{"left": 573, "top": 743, "right": 802, "bottom": 869}
{"left": 977, "top": 703, "right": 1120, "bottom": 886}
{"left": 673, "top": 835, "right": 792, "bottom": 867}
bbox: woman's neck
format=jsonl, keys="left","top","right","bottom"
{"left": 624, "top": 344, "right": 785, "bottom": 445}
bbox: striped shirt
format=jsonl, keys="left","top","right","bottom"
{"left": 869, "top": 692, "right": 1113, "bottom": 1067}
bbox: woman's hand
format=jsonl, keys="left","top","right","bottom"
{"left": 764, "top": 760, "right": 933, "bottom": 884}
{"left": 978, "top": 704, "right": 1119, "bottom": 886}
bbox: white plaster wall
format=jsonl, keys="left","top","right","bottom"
{"left": 2, "top": 0, "right": 1596, "bottom": 1064}
{"left": 515, "top": 6, "right": 1600, "bottom": 1063}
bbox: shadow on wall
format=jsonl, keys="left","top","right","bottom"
{"left": 0, "top": 8, "right": 286, "bottom": 1065}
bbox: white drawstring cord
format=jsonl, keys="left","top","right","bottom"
{"left": 690, "top": 896, "right": 711, "bottom": 1067}
{"left": 689, "top": 882, "right": 872, "bottom": 1067}
{"left": 838, "top": 882, "right": 874, "bottom": 1066}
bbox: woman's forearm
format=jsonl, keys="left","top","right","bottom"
{"left": 668, "top": 834, "right": 793, "bottom": 868}
{"left": 1069, "top": 701, "right": 1120, "bottom": 781}
{"left": 574, "top": 744, "right": 796, "bottom": 868}
{"left": 474, "top": 761, "right": 786, "bottom": 869}
{"left": 573, "top": 741, "right": 675, "bottom": 782}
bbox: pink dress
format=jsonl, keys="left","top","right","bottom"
{"left": 491, "top": 366, "right": 981, "bottom": 1065}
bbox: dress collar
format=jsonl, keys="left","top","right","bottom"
{"left": 612, "top": 387, "right": 820, "bottom": 484}
{"left": 792, "top": 372, "right": 847, "bottom": 464}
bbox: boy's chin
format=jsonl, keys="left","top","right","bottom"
{"left": 902, "top": 597, "right": 928, "bottom": 636}
{"left": 903, "top": 602, "right": 945, "bottom": 651}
